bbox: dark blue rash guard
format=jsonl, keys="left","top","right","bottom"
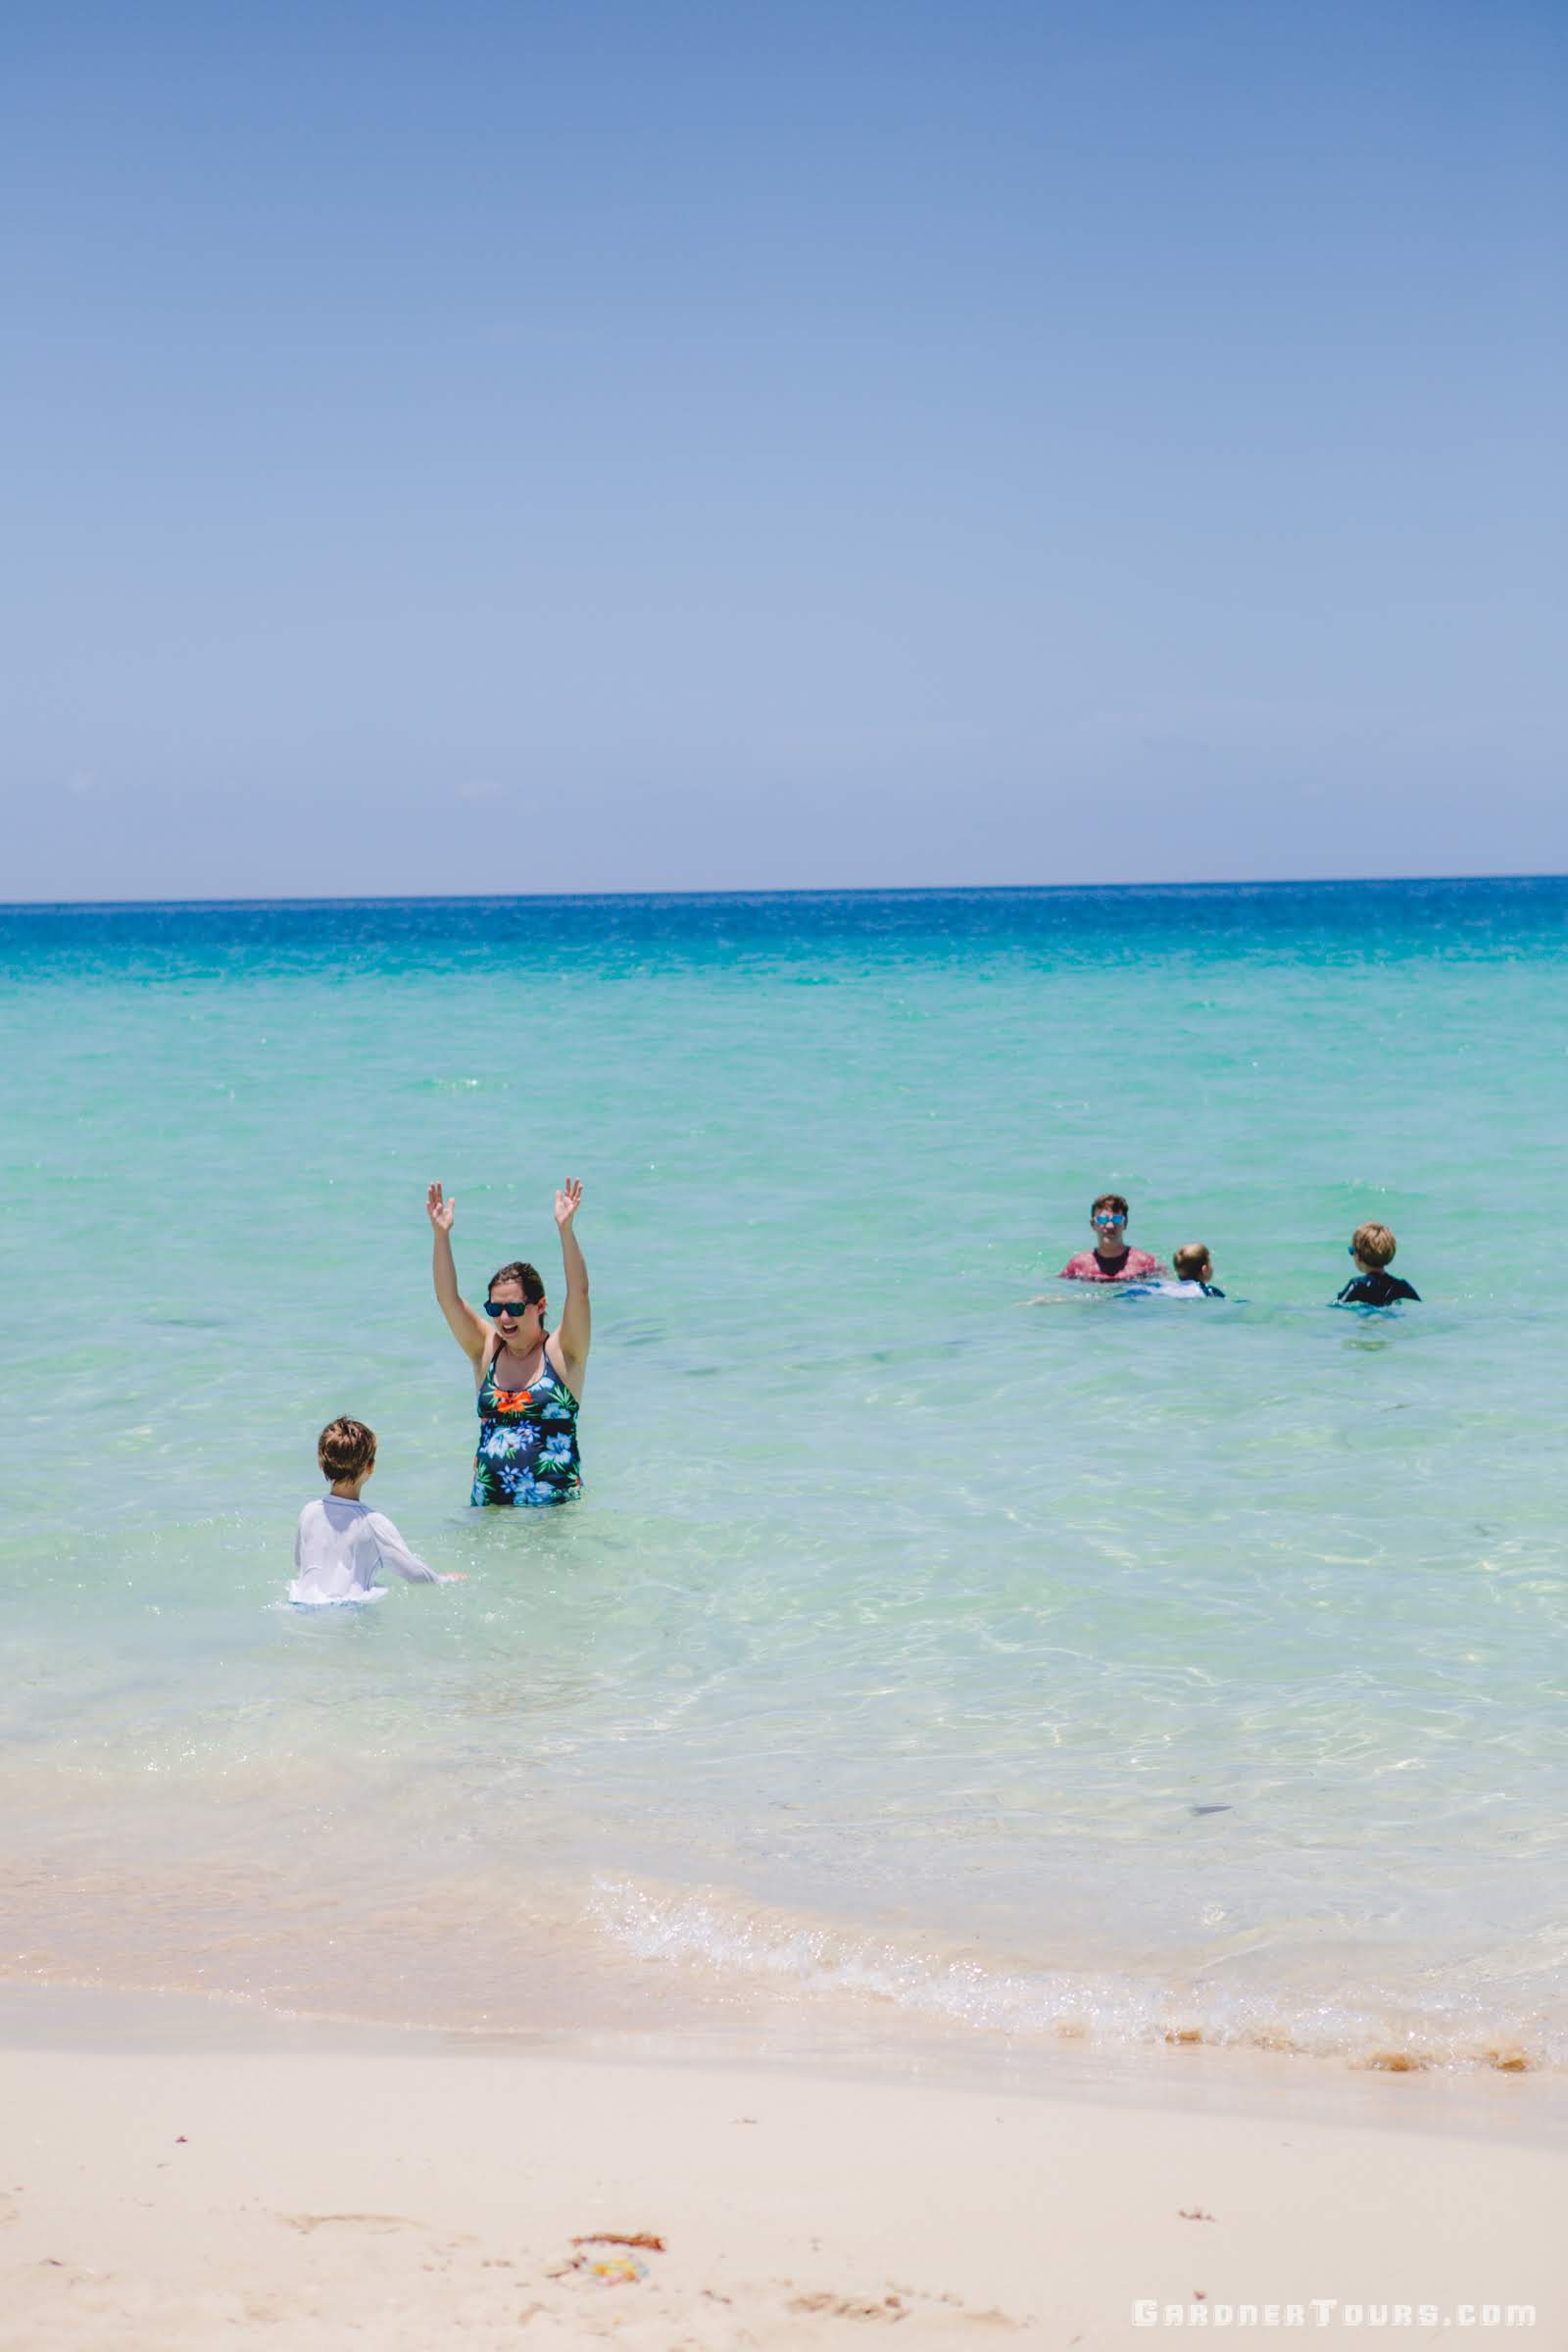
{"left": 1337, "top": 1270, "right": 1420, "bottom": 1306}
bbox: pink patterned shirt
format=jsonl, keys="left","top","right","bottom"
{"left": 1059, "top": 1247, "right": 1161, "bottom": 1284}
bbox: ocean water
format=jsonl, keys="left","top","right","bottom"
{"left": 3, "top": 881, "right": 1566, "bottom": 2074}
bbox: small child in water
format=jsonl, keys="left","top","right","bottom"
{"left": 290, "top": 1417, "right": 461, "bottom": 1606}
{"left": 1171, "top": 1243, "right": 1225, "bottom": 1298}
{"left": 1336, "top": 1222, "right": 1420, "bottom": 1308}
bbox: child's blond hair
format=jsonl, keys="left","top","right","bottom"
{"left": 1173, "top": 1243, "right": 1211, "bottom": 1282}
{"left": 1350, "top": 1222, "right": 1397, "bottom": 1269}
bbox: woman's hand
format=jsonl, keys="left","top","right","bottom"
{"left": 553, "top": 1178, "right": 590, "bottom": 1385}
{"left": 428, "top": 1183, "right": 485, "bottom": 1362}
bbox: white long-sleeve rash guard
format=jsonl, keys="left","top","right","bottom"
{"left": 290, "top": 1495, "right": 440, "bottom": 1606}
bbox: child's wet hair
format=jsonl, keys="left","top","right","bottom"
{"left": 1350, "top": 1222, "right": 1397, "bottom": 1268}
{"left": 318, "top": 1416, "right": 377, "bottom": 1480}
{"left": 1173, "top": 1243, "right": 1211, "bottom": 1281}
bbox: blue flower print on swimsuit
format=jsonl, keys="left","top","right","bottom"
{"left": 469, "top": 1346, "right": 582, "bottom": 1508}
{"left": 496, "top": 1464, "right": 562, "bottom": 1504}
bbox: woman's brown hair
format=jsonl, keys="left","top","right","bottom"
{"left": 487, "top": 1259, "right": 546, "bottom": 1303}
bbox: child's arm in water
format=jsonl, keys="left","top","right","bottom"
{"left": 366, "top": 1512, "right": 457, "bottom": 1586}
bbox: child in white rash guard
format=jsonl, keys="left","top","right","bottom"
{"left": 289, "top": 1416, "right": 459, "bottom": 1606}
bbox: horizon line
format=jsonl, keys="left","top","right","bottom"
{"left": 4, "top": 869, "right": 1567, "bottom": 914}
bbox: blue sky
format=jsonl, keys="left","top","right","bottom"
{"left": 5, "top": 0, "right": 1564, "bottom": 897}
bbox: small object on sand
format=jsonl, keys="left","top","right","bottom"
{"left": 1178, "top": 2209, "right": 1215, "bottom": 2222}
{"left": 586, "top": 2253, "right": 647, "bottom": 2286}
{"left": 548, "top": 2249, "right": 650, "bottom": 2287}
{"left": 1190, "top": 1804, "right": 1232, "bottom": 1817}
{"left": 175, "top": 2135, "right": 187, "bottom": 2144}
{"left": 554, "top": 2233, "right": 664, "bottom": 2288}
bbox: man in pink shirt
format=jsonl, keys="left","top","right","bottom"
{"left": 1060, "top": 1193, "right": 1166, "bottom": 1283}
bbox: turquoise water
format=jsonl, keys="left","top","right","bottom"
{"left": 3, "top": 882, "right": 1565, "bottom": 2069}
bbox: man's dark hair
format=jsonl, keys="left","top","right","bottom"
{"left": 1091, "top": 1193, "right": 1130, "bottom": 1220}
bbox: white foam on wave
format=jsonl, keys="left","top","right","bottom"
{"left": 588, "top": 1876, "right": 1564, "bottom": 2075}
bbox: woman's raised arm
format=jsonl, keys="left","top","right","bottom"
{"left": 426, "top": 1182, "right": 488, "bottom": 1363}
{"left": 553, "top": 1178, "right": 591, "bottom": 1390}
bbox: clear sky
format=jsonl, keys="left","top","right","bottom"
{"left": 5, "top": 0, "right": 1564, "bottom": 899}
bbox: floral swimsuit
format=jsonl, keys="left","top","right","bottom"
{"left": 471, "top": 1342, "right": 582, "bottom": 1506}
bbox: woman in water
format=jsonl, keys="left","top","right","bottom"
{"left": 425, "top": 1178, "right": 590, "bottom": 1505}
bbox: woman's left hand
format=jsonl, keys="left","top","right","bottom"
{"left": 554, "top": 1177, "right": 583, "bottom": 1231}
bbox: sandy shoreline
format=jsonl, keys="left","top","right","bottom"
{"left": 2, "top": 1990, "right": 1563, "bottom": 2348}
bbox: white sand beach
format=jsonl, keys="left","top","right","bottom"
{"left": 2, "top": 1998, "right": 1562, "bottom": 2349}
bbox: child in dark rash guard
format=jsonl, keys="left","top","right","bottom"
{"left": 1336, "top": 1223, "right": 1420, "bottom": 1308}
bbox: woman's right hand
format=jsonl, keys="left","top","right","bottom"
{"left": 428, "top": 1181, "right": 485, "bottom": 1361}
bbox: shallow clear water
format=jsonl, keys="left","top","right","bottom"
{"left": 3, "top": 883, "right": 1565, "bottom": 2070}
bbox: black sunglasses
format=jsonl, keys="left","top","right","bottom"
{"left": 484, "top": 1298, "right": 540, "bottom": 1319}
